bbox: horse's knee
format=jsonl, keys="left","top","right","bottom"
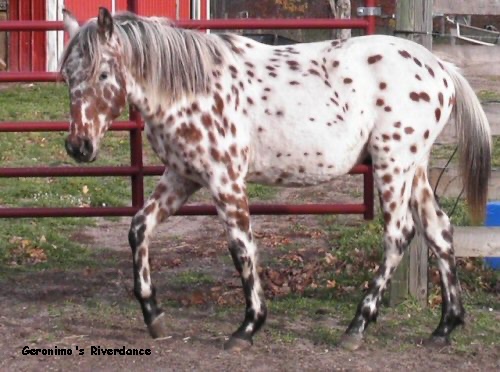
{"left": 128, "top": 214, "right": 146, "bottom": 250}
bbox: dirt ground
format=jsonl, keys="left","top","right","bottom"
{"left": 1, "top": 177, "right": 499, "bottom": 371}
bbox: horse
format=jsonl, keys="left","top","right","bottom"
{"left": 60, "top": 7, "right": 491, "bottom": 351}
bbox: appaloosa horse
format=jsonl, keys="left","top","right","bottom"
{"left": 60, "top": 8, "right": 491, "bottom": 351}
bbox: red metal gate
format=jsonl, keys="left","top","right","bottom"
{"left": 0, "top": 0, "right": 376, "bottom": 219}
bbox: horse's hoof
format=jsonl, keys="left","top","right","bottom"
{"left": 424, "top": 335, "right": 451, "bottom": 348}
{"left": 147, "top": 313, "right": 169, "bottom": 339}
{"left": 224, "top": 336, "right": 253, "bottom": 352}
{"left": 339, "top": 333, "right": 364, "bottom": 351}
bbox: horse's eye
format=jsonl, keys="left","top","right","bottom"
{"left": 99, "top": 72, "right": 108, "bottom": 81}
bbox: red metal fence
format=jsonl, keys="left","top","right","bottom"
{"left": 0, "top": 0, "right": 376, "bottom": 220}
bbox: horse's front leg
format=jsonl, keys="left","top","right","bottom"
{"left": 211, "top": 180, "right": 267, "bottom": 351}
{"left": 128, "top": 169, "right": 200, "bottom": 338}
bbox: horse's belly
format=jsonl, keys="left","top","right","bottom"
{"left": 246, "top": 124, "right": 369, "bottom": 186}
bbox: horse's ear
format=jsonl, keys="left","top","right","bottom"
{"left": 62, "top": 8, "right": 79, "bottom": 38}
{"left": 97, "top": 7, "right": 114, "bottom": 42}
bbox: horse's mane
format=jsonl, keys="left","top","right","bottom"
{"left": 60, "top": 11, "right": 229, "bottom": 105}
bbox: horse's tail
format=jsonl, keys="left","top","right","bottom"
{"left": 442, "top": 61, "right": 492, "bottom": 223}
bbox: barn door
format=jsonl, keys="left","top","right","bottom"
{"left": 8, "top": 0, "right": 46, "bottom": 71}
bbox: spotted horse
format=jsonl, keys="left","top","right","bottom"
{"left": 60, "top": 8, "right": 491, "bottom": 351}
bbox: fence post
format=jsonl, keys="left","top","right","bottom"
{"left": 390, "top": 0, "right": 432, "bottom": 307}
{"left": 129, "top": 106, "right": 144, "bottom": 210}
{"left": 127, "top": 0, "right": 138, "bottom": 14}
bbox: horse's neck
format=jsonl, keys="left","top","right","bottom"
{"left": 126, "top": 82, "right": 142, "bottom": 105}
{"left": 125, "top": 76, "right": 176, "bottom": 125}
{"left": 126, "top": 78, "right": 155, "bottom": 117}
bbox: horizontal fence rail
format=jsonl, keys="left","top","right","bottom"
{"left": 0, "top": 18, "right": 371, "bottom": 32}
{"left": 0, "top": 0, "right": 376, "bottom": 220}
{"left": 0, "top": 203, "right": 370, "bottom": 219}
{"left": 0, "top": 165, "right": 373, "bottom": 218}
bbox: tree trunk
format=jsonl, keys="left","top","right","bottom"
{"left": 329, "top": 0, "right": 351, "bottom": 40}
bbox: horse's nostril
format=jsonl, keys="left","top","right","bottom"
{"left": 83, "top": 138, "right": 92, "bottom": 149}
{"left": 65, "top": 136, "right": 93, "bottom": 162}
{"left": 83, "top": 138, "right": 93, "bottom": 156}
{"left": 65, "top": 137, "right": 77, "bottom": 157}
{"left": 78, "top": 138, "right": 92, "bottom": 156}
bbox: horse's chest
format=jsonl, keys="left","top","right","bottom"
{"left": 145, "top": 124, "right": 171, "bottom": 164}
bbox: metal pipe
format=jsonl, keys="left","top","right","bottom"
{"left": 0, "top": 121, "right": 139, "bottom": 132}
{"left": 176, "top": 18, "right": 369, "bottom": 30}
{"left": 0, "top": 203, "right": 367, "bottom": 218}
{"left": 0, "top": 164, "right": 369, "bottom": 178}
{"left": 0, "top": 18, "right": 369, "bottom": 32}
{"left": 0, "top": 166, "right": 141, "bottom": 178}
{"left": 0, "top": 21, "right": 64, "bottom": 31}
{"left": 0, "top": 71, "right": 60, "bottom": 82}
{"left": 129, "top": 107, "right": 144, "bottom": 208}
{"left": 365, "top": 0, "right": 377, "bottom": 35}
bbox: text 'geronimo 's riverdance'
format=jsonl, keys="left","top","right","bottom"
{"left": 22, "top": 345, "right": 152, "bottom": 356}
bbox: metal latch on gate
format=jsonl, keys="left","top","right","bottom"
{"left": 0, "top": 0, "right": 8, "bottom": 12}
{"left": 357, "top": 7, "right": 382, "bottom": 17}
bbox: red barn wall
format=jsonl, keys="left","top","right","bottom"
{"left": 8, "top": 0, "right": 46, "bottom": 72}
{"left": 65, "top": 1, "right": 190, "bottom": 21}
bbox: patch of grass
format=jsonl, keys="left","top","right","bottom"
{"left": 310, "top": 326, "right": 340, "bottom": 346}
{"left": 269, "top": 292, "right": 355, "bottom": 319}
{"left": 431, "top": 136, "right": 499, "bottom": 168}
{"left": 277, "top": 241, "right": 301, "bottom": 254}
{"left": 438, "top": 197, "right": 471, "bottom": 226}
{"left": 375, "top": 297, "right": 499, "bottom": 351}
{"left": 269, "top": 294, "right": 500, "bottom": 352}
{"left": 170, "top": 270, "right": 215, "bottom": 287}
{"left": 247, "top": 183, "right": 278, "bottom": 200}
{"left": 455, "top": 308, "right": 499, "bottom": 347}
{"left": 266, "top": 327, "right": 298, "bottom": 344}
{"left": 323, "top": 215, "right": 383, "bottom": 264}
{"left": 334, "top": 219, "right": 383, "bottom": 256}
{"left": 0, "top": 217, "right": 97, "bottom": 275}
{"left": 477, "top": 89, "right": 500, "bottom": 102}
{"left": 0, "top": 83, "right": 69, "bottom": 121}
{"left": 82, "top": 298, "right": 139, "bottom": 321}
{"left": 0, "top": 177, "right": 131, "bottom": 208}
{"left": 492, "top": 136, "right": 500, "bottom": 168}
{"left": 431, "top": 143, "right": 457, "bottom": 163}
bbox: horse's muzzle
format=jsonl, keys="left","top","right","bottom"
{"left": 65, "top": 135, "right": 96, "bottom": 163}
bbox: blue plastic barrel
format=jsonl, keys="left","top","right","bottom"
{"left": 484, "top": 201, "right": 500, "bottom": 270}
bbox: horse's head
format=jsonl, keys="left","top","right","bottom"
{"left": 61, "top": 7, "right": 127, "bottom": 162}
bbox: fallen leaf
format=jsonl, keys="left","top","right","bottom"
{"left": 326, "top": 279, "right": 337, "bottom": 288}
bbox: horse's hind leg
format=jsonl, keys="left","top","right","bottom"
{"left": 410, "top": 166, "right": 465, "bottom": 345}
{"left": 341, "top": 163, "right": 416, "bottom": 350}
{"left": 211, "top": 180, "right": 267, "bottom": 351}
{"left": 128, "top": 170, "right": 200, "bottom": 339}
